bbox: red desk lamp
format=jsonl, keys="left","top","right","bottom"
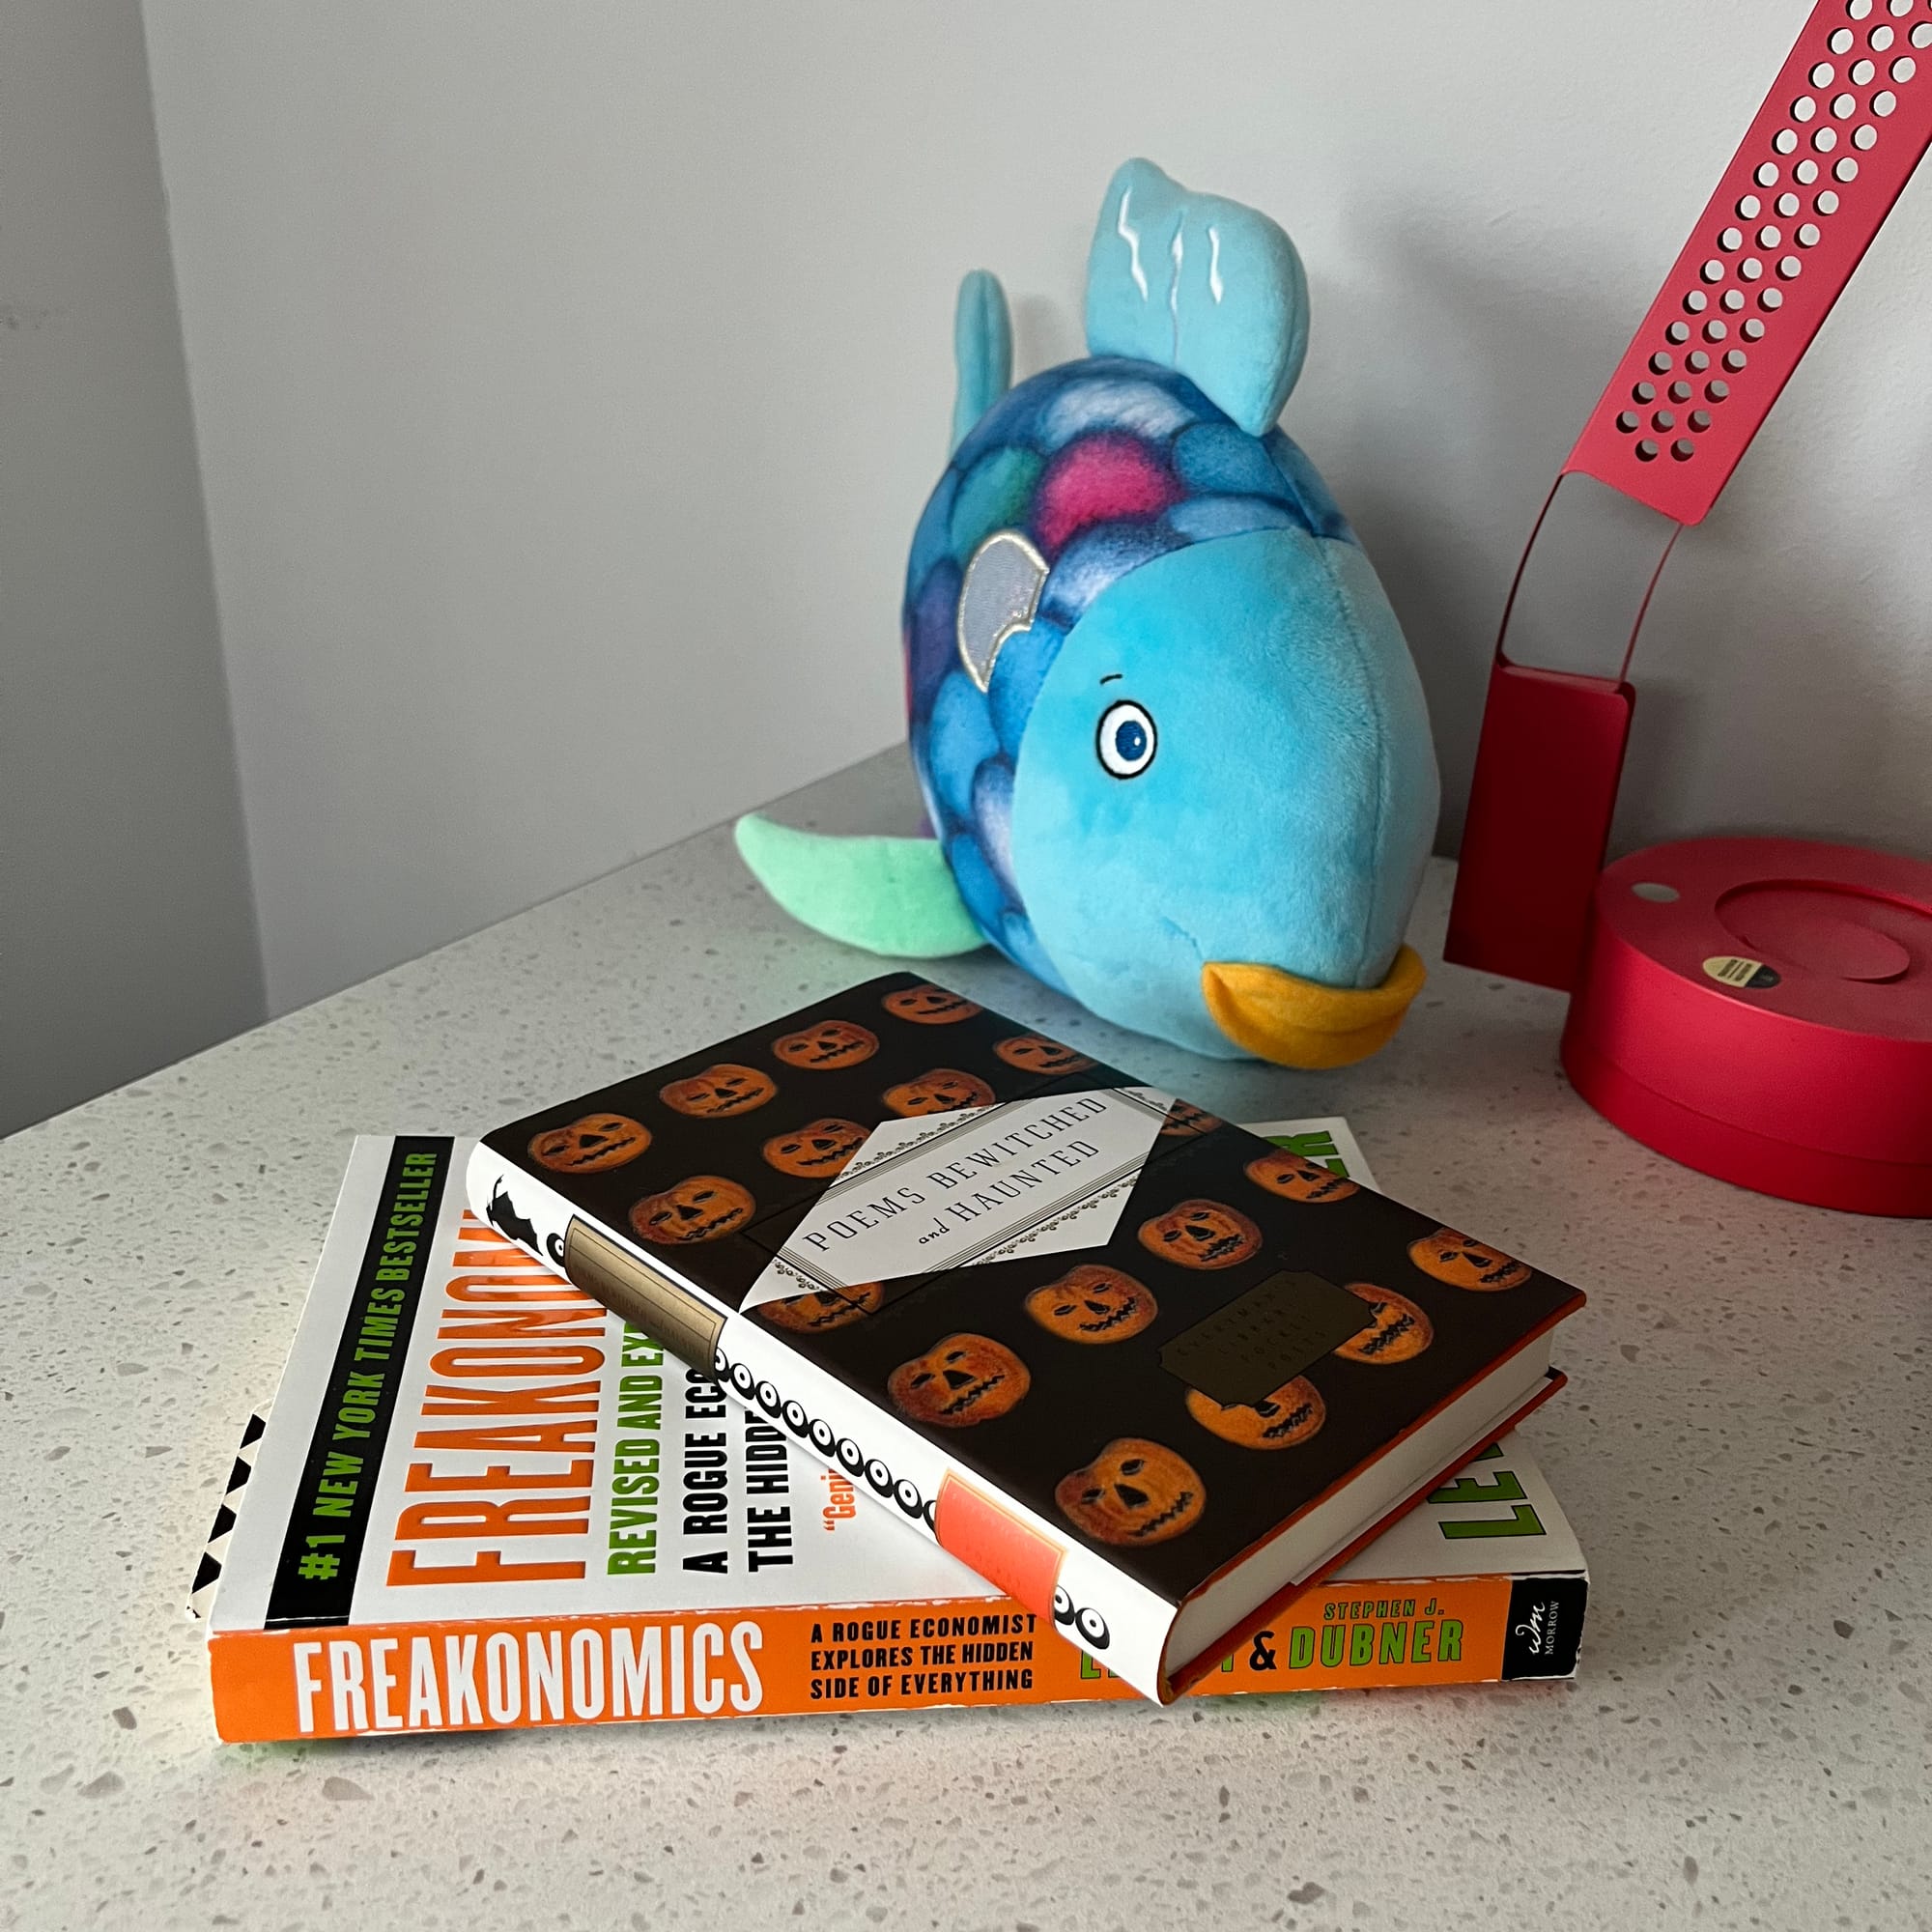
{"left": 1446, "top": 0, "right": 1932, "bottom": 1217}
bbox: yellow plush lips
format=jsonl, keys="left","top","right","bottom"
{"left": 1201, "top": 945, "right": 1426, "bottom": 1069}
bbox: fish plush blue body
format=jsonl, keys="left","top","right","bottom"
{"left": 738, "top": 160, "right": 1439, "bottom": 1067}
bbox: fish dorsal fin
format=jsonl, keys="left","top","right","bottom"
{"left": 956, "top": 530, "right": 1047, "bottom": 693}
{"left": 952, "top": 270, "right": 1013, "bottom": 453}
{"left": 1084, "top": 159, "right": 1308, "bottom": 438}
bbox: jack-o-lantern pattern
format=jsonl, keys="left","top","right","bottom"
{"left": 887, "top": 1333, "right": 1031, "bottom": 1428}
{"left": 1333, "top": 1283, "right": 1434, "bottom": 1364}
{"left": 527, "top": 1112, "right": 651, "bottom": 1174}
{"left": 882, "top": 1068, "right": 997, "bottom": 1117}
{"left": 659, "top": 1063, "right": 777, "bottom": 1119}
{"left": 629, "top": 1175, "right": 756, "bottom": 1246}
{"left": 1025, "top": 1264, "right": 1158, "bottom": 1344}
{"left": 1184, "top": 1378, "right": 1326, "bottom": 1450}
{"left": 1407, "top": 1228, "right": 1531, "bottom": 1292}
{"left": 1244, "top": 1149, "right": 1359, "bottom": 1204}
{"left": 772, "top": 1020, "right": 879, "bottom": 1069}
{"left": 881, "top": 982, "right": 980, "bottom": 1025}
{"left": 761, "top": 1117, "right": 868, "bottom": 1179}
{"left": 993, "top": 1034, "right": 1094, "bottom": 1075}
{"left": 1137, "top": 1198, "right": 1263, "bottom": 1270}
{"left": 758, "top": 1281, "right": 883, "bottom": 1333}
{"left": 492, "top": 976, "right": 1584, "bottom": 1612}
{"left": 1056, "top": 1438, "right": 1206, "bottom": 1545}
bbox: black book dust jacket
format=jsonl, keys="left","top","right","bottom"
{"left": 474, "top": 972, "right": 1582, "bottom": 1700}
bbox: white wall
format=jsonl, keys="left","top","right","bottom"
{"left": 143, "top": 0, "right": 1932, "bottom": 1018}
{"left": 0, "top": 0, "right": 263, "bottom": 1135}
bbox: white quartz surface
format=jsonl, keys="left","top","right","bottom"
{"left": 3, "top": 749, "right": 1927, "bottom": 1931}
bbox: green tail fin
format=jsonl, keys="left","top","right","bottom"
{"left": 734, "top": 815, "right": 984, "bottom": 959}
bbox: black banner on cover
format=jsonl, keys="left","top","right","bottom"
{"left": 1499, "top": 1573, "right": 1588, "bottom": 1680}
{"left": 265, "top": 1137, "right": 450, "bottom": 1628}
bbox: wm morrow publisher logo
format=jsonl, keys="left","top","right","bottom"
{"left": 1501, "top": 1576, "right": 1586, "bottom": 1678}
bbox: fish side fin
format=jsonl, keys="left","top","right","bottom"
{"left": 1084, "top": 158, "right": 1308, "bottom": 437}
{"left": 735, "top": 816, "right": 985, "bottom": 958}
{"left": 952, "top": 270, "right": 1013, "bottom": 452}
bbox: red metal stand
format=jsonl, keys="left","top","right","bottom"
{"left": 1445, "top": 0, "right": 1932, "bottom": 1213}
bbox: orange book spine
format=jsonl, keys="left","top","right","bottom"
{"left": 209, "top": 1572, "right": 1519, "bottom": 1743}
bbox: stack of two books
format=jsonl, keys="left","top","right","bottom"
{"left": 195, "top": 975, "right": 1588, "bottom": 1740}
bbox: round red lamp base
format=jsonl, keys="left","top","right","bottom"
{"left": 1559, "top": 837, "right": 1932, "bottom": 1217}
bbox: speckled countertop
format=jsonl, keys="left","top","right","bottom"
{"left": 3, "top": 749, "right": 1926, "bottom": 1931}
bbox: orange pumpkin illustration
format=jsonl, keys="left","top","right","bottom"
{"left": 1137, "top": 1198, "right": 1264, "bottom": 1270}
{"left": 882, "top": 1068, "right": 997, "bottom": 1117}
{"left": 772, "top": 1020, "right": 879, "bottom": 1068}
{"left": 1185, "top": 1378, "right": 1325, "bottom": 1449}
{"left": 760, "top": 1117, "right": 868, "bottom": 1179}
{"left": 1056, "top": 1438, "right": 1206, "bottom": 1545}
{"left": 758, "top": 1282, "right": 884, "bottom": 1333}
{"left": 1243, "top": 1149, "right": 1358, "bottom": 1204}
{"left": 1158, "top": 1099, "right": 1223, "bottom": 1138}
{"left": 527, "top": 1112, "right": 651, "bottom": 1174}
{"left": 992, "top": 1034, "right": 1095, "bottom": 1075}
{"left": 1024, "top": 1264, "right": 1158, "bottom": 1344}
{"left": 659, "top": 1063, "right": 777, "bottom": 1119}
{"left": 882, "top": 982, "right": 981, "bottom": 1025}
{"left": 1333, "top": 1283, "right": 1434, "bottom": 1364}
{"left": 629, "top": 1175, "right": 755, "bottom": 1246}
{"left": 1407, "top": 1228, "right": 1531, "bottom": 1292}
{"left": 887, "top": 1333, "right": 1031, "bottom": 1428}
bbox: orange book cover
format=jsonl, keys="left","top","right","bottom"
{"left": 192, "top": 1127, "right": 1586, "bottom": 1743}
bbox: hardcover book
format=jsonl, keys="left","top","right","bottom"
{"left": 195, "top": 1127, "right": 1587, "bottom": 1743}
{"left": 469, "top": 975, "right": 1585, "bottom": 1702}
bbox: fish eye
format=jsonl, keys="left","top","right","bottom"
{"left": 1096, "top": 699, "right": 1157, "bottom": 779}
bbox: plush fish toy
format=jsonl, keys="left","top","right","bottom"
{"left": 737, "top": 160, "right": 1439, "bottom": 1068}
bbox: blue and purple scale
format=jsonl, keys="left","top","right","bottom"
{"left": 901, "top": 356, "right": 1356, "bottom": 989}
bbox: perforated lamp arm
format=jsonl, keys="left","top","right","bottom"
{"left": 1445, "top": 0, "right": 1932, "bottom": 989}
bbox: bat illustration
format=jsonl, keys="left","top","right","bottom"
{"left": 486, "top": 1177, "right": 540, "bottom": 1253}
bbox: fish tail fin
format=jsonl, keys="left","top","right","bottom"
{"left": 735, "top": 816, "right": 985, "bottom": 958}
{"left": 951, "top": 270, "right": 1012, "bottom": 453}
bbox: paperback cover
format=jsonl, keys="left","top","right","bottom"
{"left": 470, "top": 974, "right": 1584, "bottom": 1700}
{"left": 198, "top": 1127, "right": 1587, "bottom": 1743}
